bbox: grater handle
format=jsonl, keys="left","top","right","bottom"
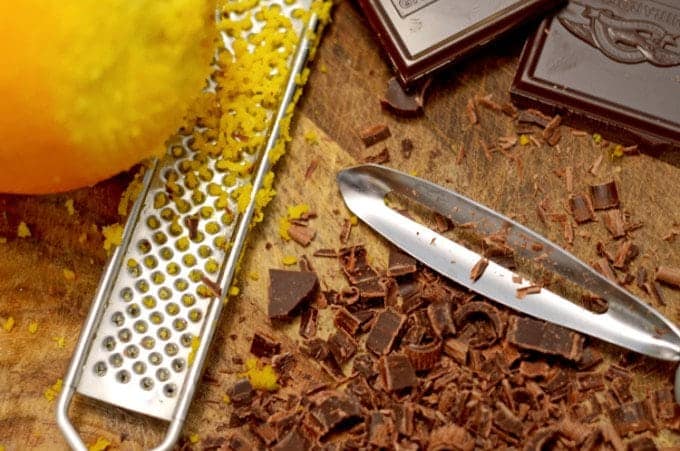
{"left": 56, "top": 10, "right": 320, "bottom": 450}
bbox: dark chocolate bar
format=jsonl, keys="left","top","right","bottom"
{"left": 511, "top": 0, "right": 680, "bottom": 161}
{"left": 358, "top": 0, "right": 563, "bottom": 86}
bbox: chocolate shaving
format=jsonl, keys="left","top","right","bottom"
{"left": 200, "top": 276, "right": 222, "bottom": 298}
{"left": 516, "top": 284, "right": 541, "bottom": 299}
{"left": 333, "top": 306, "right": 361, "bottom": 335}
{"left": 339, "top": 219, "right": 352, "bottom": 244}
{"left": 593, "top": 258, "right": 617, "bottom": 282}
{"left": 470, "top": 257, "right": 489, "bottom": 281}
{"left": 272, "top": 429, "right": 308, "bottom": 451}
{"left": 401, "top": 139, "right": 414, "bottom": 159}
{"left": 304, "top": 159, "right": 318, "bottom": 180}
{"left": 443, "top": 338, "right": 468, "bottom": 365}
{"left": 366, "top": 310, "right": 406, "bottom": 355}
{"left": 582, "top": 294, "right": 609, "bottom": 314}
{"left": 590, "top": 181, "right": 620, "bottom": 210}
{"left": 476, "top": 94, "right": 502, "bottom": 112}
{"left": 380, "top": 77, "right": 430, "bottom": 117}
{"left": 364, "top": 147, "right": 390, "bottom": 164}
{"left": 288, "top": 224, "right": 316, "bottom": 247}
{"left": 387, "top": 247, "right": 417, "bottom": 277}
{"left": 404, "top": 340, "right": 441, "bottom": 372}
{"left": 250, "top": 332, "right": 281, "bottom": 358}
{"left": 268, "top": 269, "right": 319, "bottom": 320}
{"left": 542, "top": 114, "right": 562, "bottom": 140}
{"left": 466, "top": 98, "right": 478, "bottom": 125}
{"left": 299, "top": 307, "right": 318, "bottom": 339}
{"left": 426, "top": 301, "right": 455, "bottom": 339}
{"left": 507, "top": 316, "right": 584, "bottom": 361}
{"left": 647, "top": 281, "right": 667, "bottom": 306}
{"left": 518, "top": 108, "right": 551, "bottom": 127}
{"left": 313, "top": 248, "right": 337, "bottom": 258}
{"left": 184, "top": 214, "right": 199, "bottom": 240}
{"left": 613, "top": 241, "right": 638, "bottom": 269}
{"left": 518, "top": 361, "right": 551, "bottom": 379}
{"left": 655, "top": 266, "right": 680, "bottom": 288}
{"left": 428, "top": 425, "right": 474, "bottom": 451}
{"left": 368, "top": 410, "right": 397, "bottom": 447}
{"left": 603, "top": 209, "right": 626, "bottom": 239}
{"left": 359, "top": 124, "right": 391, "bottom": 147}
{"left": 569, "top": 193, "right": 596, "bottom": 223}
{"left": 494, "top": 401, "right": 524, "bottom": 437}
{"left": 380, "top": 354, "right": 417, "bottom": 391}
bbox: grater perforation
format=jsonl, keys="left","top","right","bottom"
{"left": 57, "top": 1, "right": 327, "bottom": 449}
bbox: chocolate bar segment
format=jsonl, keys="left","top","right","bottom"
{"left": 511, "top": 0, "right": 680, "bottom": 160}
{"left": 358, "top": 0, "right": 563, "bottom": 86}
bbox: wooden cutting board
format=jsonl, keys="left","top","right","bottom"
{"left": 1, "top": 2, "right": 679, "bottom": 449}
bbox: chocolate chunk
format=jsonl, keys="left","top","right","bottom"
{"left": 653, "top": 388, "right": 677, "bottom": 422}
{"left": 272, "top": 353, "right": 295, "bottom": 378}
{"left": 356, "top": 277, "right": 387, "bottom": 300}
{"left": 339, "top": 286, "right": 360, "bottom": 306}
{"left": 366, "top": 309, "right": 406, "bottom": 355}
{"left": 359, "top": 124, "right": 391, "bottom": 148}
{"left": 272, "top": 429, "right": 308, "bottom": 451}
{"left": 518, "top": 108, "right": 552, "bottom": 127}
{"left": 268, "top": 269, "right": 319, "bottom": 320}
{"left": 327, "top": 328, "right": 357, "bottom": 365}
{"left": 387, "top": 247, "right": 417, "bottom": 277}
{"left": 655, "top": 266, "right": 680, "bottom": 288}
{"left": 398, "top": 278, "right": 423, "bottom": 313}
{"left": 570, "top": 193, "right": 595, "bottom": 223}
{"left": 228, "top": 378, "right": 253, "bottom": 407}
{"left": 610, "top": 377, "right": 633, "bottom": 404}
{"left": 302, "top": 338, "right": 329, "bottom": 360}
{"left": 511, "top": 2, "right": 680, "bottom": 158}
{"left": 426, "top": 301, "right": 455, "bottom": 339}
{"left": 359, "top": 0, "right": 560, "bottom": 86}
{"left": 368, "top": 410, "right": 397, "bottom": 448}
{"left": 590, "top": 181, "right": 620, "bottom": 210}
{"left": 380, "top": 354, "right": 417, "bottom": 392}
{"left": 333, "top": 306, "right": 361, "bottom": 335}
{"left": 380, "top": 77, "right": 429, "bottom": 117}
{"left": 507, "top": 316, "right": 584, "bottom": 361}
{"left": 609, "top": 400, "right": 655, "bottom": 436}
{"left": 250, "top": 332, "right": 281, "bottom": 358}
{"left": 470, "top": 257, "right": 489, "bottom": 282}
{"left": 404, "top": 341, "right": 441, "bottom": 372}
{"left": 299, "top": 307, "right": 318, "bottom": 339}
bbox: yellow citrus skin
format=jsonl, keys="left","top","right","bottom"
{"left": 0, "top": 0, "right": 215, "bottom": 194}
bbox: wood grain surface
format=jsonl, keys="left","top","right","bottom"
{"left": 1, "top": 2, "right": 679, "bottom": 449}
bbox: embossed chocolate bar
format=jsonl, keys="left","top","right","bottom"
{"left": 358, "top": 0, "right": 563, "bottom": 86}
{"left": 511, "top": 0, "right": 680, "bottom": 160}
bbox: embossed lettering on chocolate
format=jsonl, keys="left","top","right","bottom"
{"left": 511, "top": 0, "right": 680, "bottom": 160}
{"left": 358, "top": 0, "right": 564, "bottom": 86}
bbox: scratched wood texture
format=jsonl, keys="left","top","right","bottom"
{"left": 1, "top": 2, "right": 679, "bottom": 449}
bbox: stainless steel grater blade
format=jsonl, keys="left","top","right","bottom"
{"left": 57, "top": 1, "right": 327, "bottom": 449}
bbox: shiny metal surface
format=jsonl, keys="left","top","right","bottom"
{"left": 338, "top": 164, "right": 680, "bottom": 363}
{"left": 56, "top": 1, "right": 320, "bottom": 449}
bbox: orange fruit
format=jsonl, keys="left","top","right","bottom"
{"left": 0, "top": 0, "right": 215, "bottom": 194}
